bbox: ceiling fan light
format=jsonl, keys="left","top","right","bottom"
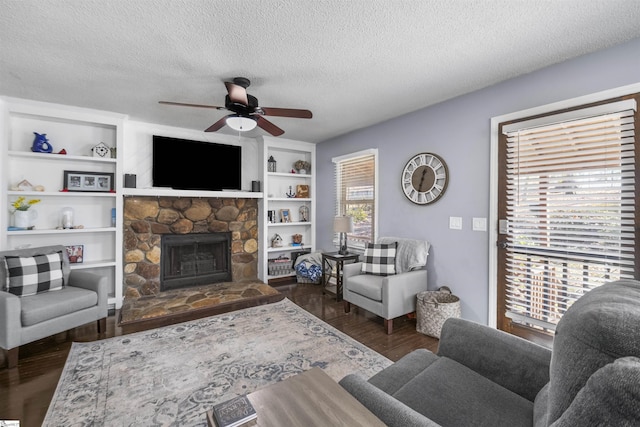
{"left": 226, "top": 115, "right": 257, "bottom": 132}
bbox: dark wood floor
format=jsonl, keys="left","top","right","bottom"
{"left": 0, "top": 282, "right": 439, "bottom": 426}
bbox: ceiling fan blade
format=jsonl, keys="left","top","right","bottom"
{"left": 225, "top": 82, "right": 249, "bottom": 105}
{"left": 260, "top": 107, "right": 313, "bottom": 119}
{"left": 256, "top": 116, "right": 285, "bottom": 136}
{"left": 159, "top": 101, "right": 224, "bottom": 110}
{"left": 204, "top": 117, "right": 228, "bottom": 133}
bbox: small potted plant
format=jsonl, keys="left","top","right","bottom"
{"left": 10, "top": 196, "right": 40, "bottom": 229}
{"left": 294, "top": 160, "right": 311, "bottom": 174}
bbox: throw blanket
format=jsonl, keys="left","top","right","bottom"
{"left": 378, "top": 236, "right": 430, "bottom": 273}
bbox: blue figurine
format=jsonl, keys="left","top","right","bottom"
{"left": 31, "top": 132, "right": 53, "bottom": 153}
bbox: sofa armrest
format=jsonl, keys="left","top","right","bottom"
{"left": 339, "top": 374, "right": 440, "bottom": 427}
{"left": 548, "top": 356, "right": 640, "bottom": 427}
{"left": 0, "top": 291, "right": 22, "bottom": 349}
{"left": 343, "top": 261, "right": 363, "bottom": 279}
{"left": 437, "top": 317, "right": 551, "bottom": 401}
{"left": 68, "top": 270, "right": 109, "bottom": 317}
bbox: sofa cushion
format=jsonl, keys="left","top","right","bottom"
{"left": 393, "top": 357, "right": 534, "bottom": 427}
{"left": 369, "top": 349, "right": 439, "bottom": 395}
{"left": 347, "top": 274, "right": 384, "bottom": 301}
{"left": 20, "top": 285, "right": 98, "bottom": 326}
{"left": 4, "top": 252, "right": 64, "bottom": 296}
{"left": 361, "top": 242, "right": 397, "bottom": 276}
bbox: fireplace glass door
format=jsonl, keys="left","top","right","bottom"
{"left": 161, "top": 233, "right": 231, "bottom": 291}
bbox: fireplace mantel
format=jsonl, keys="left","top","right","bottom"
{"left": 122, "top": 188, "right": 263, "bottom": 199}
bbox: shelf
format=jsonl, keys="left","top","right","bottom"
{"left": 268, "top": 172, "right": 312, "bottom": 178}
{"left": 267, "top": 197, "right": 311, "bottom": 202}
{"left": 8, "top": 150, "right": 117, "bottom": 163}
{"left": 267, "top": 221, "right": 312, "bottom": 227}
{"left": 267, "top": 246, "right": 308, "bottom": 253}
{"left": 8, "top": 190, "right": 117, "bottom": 198}
{"left": 7, "top": 227, "right": 116, "bottom": 235}
{"left": 122, "top": 188, "right": 263, "bottom": 199}
{"left": 70, "top": 260, "right": 116, "bottom": 270}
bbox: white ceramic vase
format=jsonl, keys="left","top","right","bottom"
{"left": 14, "top": 209, "right": 37, "bottom": 228}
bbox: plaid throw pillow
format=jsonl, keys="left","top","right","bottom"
{"left": 361, "top": 242, "right": 397, "bottom": 276}
{"left": 4, "top": 252, "right": 64, "bottom": 296}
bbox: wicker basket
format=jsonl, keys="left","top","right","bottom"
{"left": 416, "top": 287, "right": 461, "bottom": 338}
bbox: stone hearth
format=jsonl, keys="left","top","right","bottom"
{"left": 123, "top": 196, "right": 259, "bottom": 300}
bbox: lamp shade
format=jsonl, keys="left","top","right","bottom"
{"left": 226, "top": 115, "right": 257, "bottom": 132}
{"left": 333, "top": 216, "right": 354, "bottom": 233}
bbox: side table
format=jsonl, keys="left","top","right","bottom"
{"left": 321, "top": 252, "right": 360, "bottom": 302}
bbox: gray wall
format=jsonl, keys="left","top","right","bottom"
{"left": 315, "top": 37, "right": 640, "bottom": 325}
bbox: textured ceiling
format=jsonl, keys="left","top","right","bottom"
{"left": 1, "top": 0, "right": 640, "bottom": 143}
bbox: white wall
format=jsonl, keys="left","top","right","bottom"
{"left": 316, "top": 37, "right": 640, "bottom": 325}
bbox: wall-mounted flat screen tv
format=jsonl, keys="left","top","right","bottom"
{"left": 152, "top": 135, "right": 242, "bottom": 191}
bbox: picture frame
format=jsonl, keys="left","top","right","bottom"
{"left": 64, "top": 170, "right": 114, "bottom": 192}
{"left": 65, "top": 245, "right": 84, "bottom": 264}
{"left": 280, "top": 209, "right": 291, "bottom": 223}
{"left": 296, "top": 184, "right": 310, "bottom": 198}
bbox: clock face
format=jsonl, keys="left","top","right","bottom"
{"left": 401, "top": 153, "right": 449, "bottom": 205}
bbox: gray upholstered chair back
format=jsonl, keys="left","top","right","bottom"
{"left": 546, "top": 279, "right": 640, "bottom": 424}
{"left": 0, "top": 244, "right": 71, "bottom": 285}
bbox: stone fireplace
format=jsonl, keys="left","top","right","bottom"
{"left": 123, "top": 196, "right": 258, "bottom": 300}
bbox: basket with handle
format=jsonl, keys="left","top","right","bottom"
{"left": 416, "top": 286, "right": 461, "bottom": 338}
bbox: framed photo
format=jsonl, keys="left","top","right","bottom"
{"left": 296, "top": 184, "right": 310, "bottom": 198}
{"left": 64, "top": 170, "right": 114, "bottom": 192}
{"left": 65, "top": 245, "right": 84, "bottom": 264}
{"left": 280, "top": 209, "right": 291, "bottom": 223}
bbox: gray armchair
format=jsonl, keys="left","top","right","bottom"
{"left": 340, "top": 279, "right": 640, "bottom": 426}
{"left": 0, "top": 245, "right": 108, "bottom": 368}
{"left": 343, "top": 237, "right": 429, "bottom": 334}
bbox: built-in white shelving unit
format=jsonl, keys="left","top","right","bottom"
{"left": 259, "top": 137, "right": 316, "bottom": 282}
{"left": 0, "top": 97, "right": 125, "bottom": 308}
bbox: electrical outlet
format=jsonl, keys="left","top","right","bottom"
{"left": 449, "top": 216, "right": 462, "bottom": 230}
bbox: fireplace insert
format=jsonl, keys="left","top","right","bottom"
{"left": 160, "top": 233, "right": 232, "bottom": 291}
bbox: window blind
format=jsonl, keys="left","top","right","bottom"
{"left": 501, "top": 99, "right": 637, "bottom": 331}
{"left": 333, "top": 150, "right": 377, "bottom": 248}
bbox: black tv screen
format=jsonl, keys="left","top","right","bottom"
{"left": 152, "top": 136, "right": 241, "bottom": 191}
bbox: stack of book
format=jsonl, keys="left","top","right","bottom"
{"left": 206, "top": 395, "right": 257, "bottom": 427}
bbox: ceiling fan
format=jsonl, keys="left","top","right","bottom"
{"left": 159, "top": 77, "right": 312, "bottom": 136}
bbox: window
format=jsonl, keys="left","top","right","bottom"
{"left": 333, "top": 149, "right": 378, "bottom": 251}
{"left": 498, "top": 96, "right": 638, "bottom": 335}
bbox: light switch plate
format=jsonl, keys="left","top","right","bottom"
{"left": 449, "top": 216, "right": 462, "bottom": 230}
{"left": 472, "top": 217, "right": 487, "bottom": 231}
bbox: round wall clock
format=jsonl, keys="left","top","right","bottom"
{"left": 401, "top": 152, "right": 449, "bottom": 205}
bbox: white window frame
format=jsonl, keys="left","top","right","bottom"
{"left": 332, "top": 148, "right": 379, "bottom": 252}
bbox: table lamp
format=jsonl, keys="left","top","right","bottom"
{"left": 334, "top": 216, "right": 354, "bottom": 255}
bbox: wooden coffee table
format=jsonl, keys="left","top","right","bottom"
{"left": 246, "top": 367, "right": 385, "bottom": 426}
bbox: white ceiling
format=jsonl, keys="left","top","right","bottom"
{"left": 1, "top": 1, "right": 640, "bottom": 143}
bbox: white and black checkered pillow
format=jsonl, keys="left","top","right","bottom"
{"left": 361, "top": 242, "right": 397, "bottom": 276}
{"left": 3, "top": 252, "right": 64, "bottom": 296}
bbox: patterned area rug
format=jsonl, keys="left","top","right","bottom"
{"left": 44, "top": 298, "right": 392, "bottom": 426}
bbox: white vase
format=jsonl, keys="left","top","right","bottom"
{"left": 14, "top": 209, "right": 37, "bottom": 228}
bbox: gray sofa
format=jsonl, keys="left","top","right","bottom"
{"left": 340, "top": 279, "right": 640, "bottom": 426}
{"left": 0, "top": 245, "right": 108, "bottom": 368}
